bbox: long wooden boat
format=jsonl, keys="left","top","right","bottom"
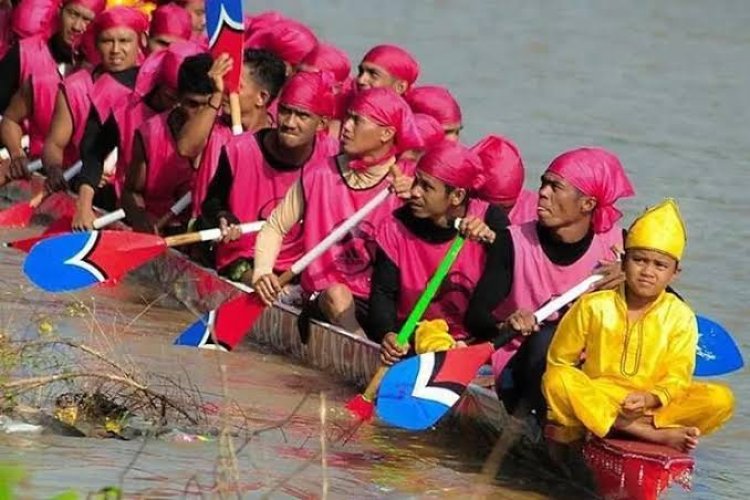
{"left": 0, "top": 176, "right": 695, "bottom": 499}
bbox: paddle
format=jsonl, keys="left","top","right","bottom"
{"left": 375, "top": 274, "right": 603, "bottom": 431}
{"left": 0, "top": 135, "right": 30, "bottom": 160}
{"left": 173, "top": 188, "right": 392, "bottom": 351}
{"left": 23, "top": 220, "right": 265, "bottom": 293}
{"left": 154, "top": 192, "right": 192, "bottom": 230}
{"left": 0, "top": 160, "right": 81, "bottom": 228}
{"left": 0, "top": 157, "right": 43, "bottom": 188}
{"left": 695, "top": 314, "right": 744, "bottom": 376}
{"left": 206, "top": 0, "right": 245, "bottom": 135}
{"left": 346, "top": 229, "right": 467, "bottom": 421}
{"left": 4, "top": 209, "right": 126, "bottom": 253}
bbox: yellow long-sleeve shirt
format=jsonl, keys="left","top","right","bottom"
{"left": 547, "top": 287, "right": 697, "bottom": 407}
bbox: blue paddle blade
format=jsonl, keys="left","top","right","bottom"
{"left": 695, "top": 315, "right": 744, "bottom": 376}
{"left": 376, "top": 353, "right": 454, "bottom": 431}
{"left": 174, "top": 312, "right": 212, "bottom": 347}
{"left": 23, "top": 232, "right": 107, "bottom": 292}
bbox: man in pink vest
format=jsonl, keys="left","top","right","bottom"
{"left": 147, "top": 3, "right": 193, "bottom": 54}
{"left": 373, "top": 142, "right": 508, "bottom": 359}
{"left": 466, "top": 147, "right": 635, "bottom": 419}
{"left": 180, "top": 48, "right": 287, "bottom": 216}
{"left": 356, "top": 44, "right": 419, "bottom": 95}
{"left": 199, "top": 71, "right": 338, "bottom": 282}
{"left": 122, "top": 43, "right": 208, "bottom": 234}
{"left": 0, "top": 0, "right": 105, "bottom": 180}
{"left": 251, "top": 88, "right": 421, "bottom": 339}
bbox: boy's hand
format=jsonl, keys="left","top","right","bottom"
{"left": 621, "top": 391, "right": 660, "bottom": 417}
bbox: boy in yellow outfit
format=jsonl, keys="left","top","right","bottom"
{"left": 542, "top": 199, "right": 734, "bottom": 453}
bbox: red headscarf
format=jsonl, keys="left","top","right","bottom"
{"left": 414, "top": 113, "right": 445, "bottom": 151}
{"left": 300, "top": 43, "right": 351, "bottom": 83}
{"left": 471, "top": 134, "right": 524, "bottom": 206}
{"left": 405, "top": 85, "right": 462, "bottom": 129}
{"left": 546, "top": 147, "right": 635, "bottom": 233}
{"left": 244, "top": 19, "right": 318, "bottom": 66}
{"left": 417, "top": 141, "right": 483, "bottom": 191}
{"left": 90, "top": 6, "right": 149, "bottom": 41}
{"left": 361, "top": 44, "right": 420, "bottom": 88}
{"left": 348, "top": 87, "right": 423, "bottom": 153}
{"left": 11, "top": 0, "right": 60, "bottom": 39}
{"left": 149, "top": 4, "right": 192, "bottom": 41}
{"left": 133, "top": 40, "right": 203, "bottom": 96}
{"left": 278, "top": 71, "right": 336, "bottom": 118}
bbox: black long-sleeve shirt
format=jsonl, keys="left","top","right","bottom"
{"left": 76, "top": 67, "right": 138, "bottom": 190}
{"left": 367, "top": 203, "right": 510, "bottom": 342}
{"left": 465, "top": 224, "right": 598, "bottom": 341}
{"left": 0, "top": 34, "right": 72, "bottom": 113}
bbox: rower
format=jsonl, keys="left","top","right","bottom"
{"left": 466, "top": 147, "right": 635, "bottom": 420}
{"left": 405, "top": 85, "right": 462, "bottom": 141}
{"left": 356, "top": 44, "right": 419, "bottom": 95}
{"left": 251, "top": 87, "right": 422, "bottom": 338}
{"left": 181, "top": 49, "right": 287, "bottom": 216}
{"left": 372, "top": 142, "right": 509, "bottom": 363}
{"left": 147, "top": 3, "right": 192, "bottom": 54}
{"left": 200, "top": 71, "right": 338, "bottom": 283}
{"left": 244, "top": 19, "right": 318, "bottom": 76}
{"left": 298, "top": 43, "right": 352, "bottom": 138}
{"left": 174, "top": 0, "right": 206, "bottom": 44}
{"left": 0, "top": 0, "right": 105, "bottom": 181}
{"left": 543, "top": 199, "right": 734, "bottom": 452}
{"left": 122, "top": 43, "right": 208, "bottom": 234}
{"left": 471, "top": 134, "right": 539, "bottom": 225}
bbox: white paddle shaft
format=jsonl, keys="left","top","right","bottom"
{"left": 63, "top": 161, "right": 82, "bottom": 182}
{"left": 533, "top": 274, "right": 604, "bottom": 323}
{"left": 92, "top": 209, "right": 126, "bottom": 229}
{"left": 170, "top": 192, "right": 192, "bottom": 215}
{"left": 196, "top": 221, "right": 265, "bottom": 242}
{"left": 0, "top": 135, "right": 30, "bottom": 160}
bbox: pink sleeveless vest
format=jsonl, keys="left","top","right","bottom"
{"left": 138, "top": 111, "right": 194, "bottom": 219}
{"left": 216, "top": 132, "right": 338, "bottom": 271}
{"left": 59, "top": 68, "right": 94, "bottom": 165}
{"left": 0, "top": 6, "right": 12, "bottom": 59}
{"left": 19, "top": 36, "right": 62, "bottom": 156}
{"left": 300, "top": 156, "right": 409, "bottom": 299}
{"left": 377, "top": 200, "right": 489, "bottom": 340}
{"left": 508, "top": 189, "right": 538, "bottom": 225}
{"left": 191, "top": 121, "right": 234, "bottom": 218}
{"left": 490, "top": 222, "right": 623, "bottom": 380}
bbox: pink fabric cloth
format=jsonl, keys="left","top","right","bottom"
{"left": 413, "top": 113, "right": 445, "bottom": 151}
{"left": 278, "top": 71, "right": 336, "bottom": 118}
{"left": 243, "top": 10, "right": 286, "bottom": 35}
{"left": 18, "top": 35, "right": 60, "bottom": 156}
{"left": 348, "top": 87, "right": 422, "bottom": 153}
{"left": 135, "top": 40, "right": 204, "bottom": 96}
{"left": 405, "top": 85, "right": 461, "bottom": 128}
{"left": 11, "top": 0, "right": 60, "bottom": 39}
{"left": 68, "top": 0, "right": 106, "bottom": 15}
{"left": 417, "top": 141, "right": 483, "bottom": 191}
{"left": 472, "top": 134, "right": 524, "bottom": 206}
{"left": 508, "top": 189, "right": 538, "bottom": 225}
{"left": 0, "top": 5, "right": 12, "bottom": 59}
{"left": 150, "top": 4, "right": 192, "bottom": 41}
{"left": 361, "top": 44, "right": 419, "bottom": 88}
{"left": 244, "top": 19, "right": 317, "bottom": 66}
{"left": 300, "top": 43, "right": 351, "bottom": 83}
{"left": 546, "top": 147, "right": 635, "bottom": 233}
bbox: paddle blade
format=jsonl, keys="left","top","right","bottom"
{"left": 0, "top": 202, "right": 34, "bottom": 228}
{"left": 376, "top": 343, "right": 494, "bottom": 431}
{"left": 173, "top": 292, "right": 266, "bottom": 350}
{"left": 206, "top": 0, "right": 244, "bottom": 92}
{"left": 345, "top": 394, "right": 374, "bottom": 421}
{"left": 695, "top": 315, "right": 744, "bottom": 376}
{"left": 23, "top": 231, "right": 166, "bottom": 292}
{"left": 5, "top": 216, "right": 72, "bottom": 253}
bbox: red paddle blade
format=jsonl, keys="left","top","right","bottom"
{"left": 5, "top": 216, "right": 73, "bottom": 253}
{"left": 206, "top": 0, "right": 244, "bottom": 92}
{"left": 173, "top": 292, "right": 267, "bottom": 350}
{"left": 345, "top": 394, "right": 374, "bottom": 421}
{"left": 0, "top": 202, "right": 34, "bottom": 228}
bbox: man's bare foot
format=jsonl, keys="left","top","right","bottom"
{"left": 615, "top": 415, "right": 700, "bottom": 452}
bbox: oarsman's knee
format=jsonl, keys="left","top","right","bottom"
{"left": 320, "top": 284, "right": 355, "bottom": 317}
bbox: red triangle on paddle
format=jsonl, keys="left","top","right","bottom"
{"left": 0, "top": 202, "right": 34, "bottom": 228}
{"left": 212, "top": 292, "right": 267, "bottom": 349}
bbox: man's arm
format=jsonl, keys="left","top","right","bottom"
{"left": 367, "top": 247, "right": 401, "bottom": 342}
{"left": 121, "top": 132, "right": 154, "bottom": 233}
{"left": 43, "top": 89, "right": 74, "bottom": 191}
{"left": 0, "top": 82, "right": 31, "bottom": 179}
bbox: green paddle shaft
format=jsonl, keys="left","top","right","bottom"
{"left": 395, "top": 234, "right": 466, "bottom": 346}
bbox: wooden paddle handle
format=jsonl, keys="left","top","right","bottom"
{"left": 155, "top": 192, "right": 192, "bottom": 230}
{"left": 164, "top": 221, "right": 264, "bottom": 247}
{"left": 361, "top": 366, "right": 388, "bottom": 403}
{"left": 229, "top": 93, "right": 242, "bottom": 135}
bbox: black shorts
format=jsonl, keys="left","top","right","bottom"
{"left": 297, "top": 293, "right": 369, "bottom": 343}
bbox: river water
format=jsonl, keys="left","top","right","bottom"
{"left": 1, "top": 0, "right": 748, "bottom": 498}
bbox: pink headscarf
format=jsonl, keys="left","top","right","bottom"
{"left": 348, "top": 87, "right": 423, "bottom": 153}
{"left": 135, "top": 40, "right": 204, "bottom": 95}
{"left": 90, "top": 6, "right": 149, "bottom": 42}
{"left": 405, "top": 85, "right": 462, "bottom": 128}
{"left": 244, "top": 19, "right": 318, "bottom": 66}
{"left": 150, "top": 4, "right": 192, "bottom": 41}
{"left": 11, "top": 0, "right": 60, "bottom": 39}
{"left": 417, "top": 141, "right": 483, "bottom": 191}
{"left": 278, "top": 71, "right": 335, "bottom": 118}
{"left": 546, "top": 147, "right": 635, "bottom": 233}
{"left": 414, "top": 113, "right": 445, "bottom": 151}
{"left": 471, "top": 134, "right": 524, "bottom": 206}
{"left": 243, "top": 10, "right": 286, "bottom": 35}
{"left": 361, "top": 44, "right": 420, "bottom": 88}
{"left": 67, "top": 0, "right": 106, "bottom": 15}
{"left": 300, "top": 43, "right": 351, "bottom": 83}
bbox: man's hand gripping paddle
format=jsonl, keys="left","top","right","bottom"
{"left": 22, "top": 221, "right": 264, "bottom": 293}
{"left": 206, "top": 0, "right": 244, "bottom": 135}
{"left": 173, "top": 189, "right": 393, "bottom": 351}
{"left": 346, "top": 225, "right": 467, "bottom": 422}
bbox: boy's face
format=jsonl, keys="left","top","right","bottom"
{"left": 623, "top": 248, "right": 680, "bottom": 299}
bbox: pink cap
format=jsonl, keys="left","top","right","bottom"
{"left": 546, "top": 147, "right": 635, "bottom": 233}
{"left": 471, "top": 134, "right": 524, "bottom": 206}
{"left": 244, "top": 19, "right": 318, "bottom": 66}
{"left": 150, "top": 4, "right": 192, "bottom": 41}
{"left": 405, "top": 85, "right": 462, "bottom": 128}
{"left": 361, "top": 44, "right": 420, "bottom": 88}
{"left": 278, "top": 70, "right": 336, "bottom": 118}
{"left": 417, "top": 141, "right": 483, "bottom": 191}
{"left": 414, "top": 113, "right": 445, "bottom": 151}
{"left": 300, "top": 43, "right": 351, "bottom": 83}
{"left": 135, "top": 40, "right": 204, "bottom": 94}
{"left": 348, "top": 87, "right": 423, "bottom": 153}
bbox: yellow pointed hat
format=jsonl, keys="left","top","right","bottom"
{"left": 625, "top": 198, "right": 686, "bottom": 261}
